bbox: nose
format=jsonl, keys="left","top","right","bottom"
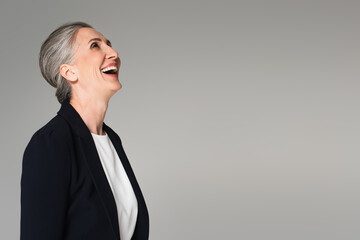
{"left": 106, "top": 45, "right": 119, "bottom": 60}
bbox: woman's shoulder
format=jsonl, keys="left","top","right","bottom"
{"left": 33, "top": 115, "right": 71, "bottom": 136}
{"left": 22, "top": 115, "right": 72, "bottom": 191}
{"left": 25, "top": 115, "right": 73, "bottom": 154}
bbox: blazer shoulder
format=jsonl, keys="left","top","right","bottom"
{"left": 31, "top": 115, "right": 73, "bottom": 140}
{"left": 22, "top": 116, "right": 72, "bottom": 194}
{"left": 24, "top": 115, "right": 74, "bottom": 159}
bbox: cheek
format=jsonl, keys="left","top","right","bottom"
{"left": 89, "top": 53, "right": 103, "bottom": 64}
{"left": 78, "top": 50, "right": 104, "bottom": 64}
{"left": 77, "top": 54, "right": 104, "bottom": 77}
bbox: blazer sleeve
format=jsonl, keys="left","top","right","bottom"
{"left": 20, "top": 129, "right": 71, "bottom": 240}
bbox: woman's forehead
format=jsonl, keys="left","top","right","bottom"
{"left": 76, "top": 27, "right": 107, "bottom": 44}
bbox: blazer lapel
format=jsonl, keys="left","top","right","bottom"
{"left": 57, "top": 99, "right": 121, "bottom": 240}
{"left": 104, "top": 123, "right": 149, "bottom": 239}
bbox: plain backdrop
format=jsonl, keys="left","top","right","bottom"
{"left": 1, "top": 0, "right": 359, "bottom": 239}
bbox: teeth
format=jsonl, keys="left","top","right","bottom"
{"left": 102, "top": 66, "right": 117, "bottom": 73}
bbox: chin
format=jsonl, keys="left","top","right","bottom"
{"left": 109, "top": 81, "right": 122, "bottom": 95}
{"left": 115, "top": 81, "right": 122, "bottom": 91}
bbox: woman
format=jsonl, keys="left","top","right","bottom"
{"left": 20, "top": 22, "right": 149, "bottom": 240}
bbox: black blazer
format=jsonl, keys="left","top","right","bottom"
{"left": 20, "top": 99, "right": 149, "bottom": 240}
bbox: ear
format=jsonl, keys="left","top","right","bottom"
{"left": 59, "top": 64, "right": 78, "bottom": 83}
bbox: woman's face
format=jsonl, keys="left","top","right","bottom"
{"left": 71, "top": 27, "right": 121, "bottom": 98}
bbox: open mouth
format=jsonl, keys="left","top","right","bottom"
{"left": 101, "top": 66, "right": 118, "bottom": 75}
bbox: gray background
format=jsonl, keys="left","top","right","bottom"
{"left": 1, "top": 0, "right": 359, "bottom": 239}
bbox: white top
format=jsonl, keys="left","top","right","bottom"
{"left": 91, "top": 131, "right": 138, "bottom": 240}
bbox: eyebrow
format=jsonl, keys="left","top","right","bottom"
{"left": 88, "top": 38, "right": 112, "bottom": 46}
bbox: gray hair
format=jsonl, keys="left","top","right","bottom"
{"left": 39, "top": 22, "right": 93, "bottom": 104}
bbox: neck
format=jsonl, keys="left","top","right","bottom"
{"left": 69, "top": 95, "right": 109, "bottom": 135}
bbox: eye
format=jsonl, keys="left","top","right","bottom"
{"left": 90, "top": 42, "right": 99, "bottom": 49}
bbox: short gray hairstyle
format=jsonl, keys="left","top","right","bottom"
{"left": 39, "top": 21, "right": 93, "bottom": 104}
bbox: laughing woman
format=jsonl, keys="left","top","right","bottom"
{"left": 20, "top": 22, "right": 149, "bottom": 240}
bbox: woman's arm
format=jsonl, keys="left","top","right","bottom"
{"left": 20, "top": 129, "right": 71, "bottom": 240}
